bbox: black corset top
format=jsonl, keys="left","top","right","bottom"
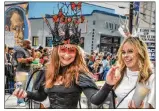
{"left": 45, "top": 83, "right": 82, "bottom": 109}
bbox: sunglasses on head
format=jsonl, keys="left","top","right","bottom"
{"left": 59, "top": 46, "right": 77, "bottom": 54}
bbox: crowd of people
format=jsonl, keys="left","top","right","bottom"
{"left": 5, "top": 36, "right": 155, "bottom": 109}
{"left": 85, "top": 51, "right": 117, "bottom": 81}
{"left": 4, "top": 35, "right": 155, "bottom": 109}
{"left": 5, "top": 41, "right": 50, "bottom": 106}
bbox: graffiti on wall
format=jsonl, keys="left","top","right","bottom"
{"left": 5, "top": 3, "right": 29, "bottom": 46}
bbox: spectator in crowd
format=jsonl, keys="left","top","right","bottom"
{"left": 43, "top": 47, "right": 49, "bottom": 55}
{"left": 102, "top": 55, "right": 110, "bottom": 80}
{"left": 92, "top": 51, "right": 97, "bottom": 62}
{"left": 5, "top": 44, "right": 9, "bottom": 90}
{"left": 79, "top": 37, "right": 84, "bottom": 49}
{"left": 14, "top": 40, "right": 34, "bottom": 106}
{"left": 37, "top": 45, "right": 43, "bottom": 54}
{"left": 6, "top": 47, "right": 14, "bottom": 63}
{"left": 106, "top": 53, "right": 111, "bottom": 68}
{"left": 110, "top": 54, "right": 117, "bottom": 66}
{"left": 6, "top": 47, "right": 15, "bottom": 93}
{"left": 40, "top": 53, "right": 49, "bottom": 67}
{"left": 92, "top": 58, "right": 103, "bottom": 81}
{"left": 87, "top": 55, "right": 94, "bottom": 72}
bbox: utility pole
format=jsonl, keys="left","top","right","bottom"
{"left": 129, "top": 2, "right": 134, "bottom": 34}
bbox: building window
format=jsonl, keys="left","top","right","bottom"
{"left": 32, "top": 36, "right": 38, "bottom": 46}
{"left": 93, "top": 20, "right": 96, "bottom": 25}
{"left": 151, "top": 29, "right": 155, "bottom": 32}
{"left": 112, "top": 23, "right": 114, "bottom": 30}
{"left": 115, "top": 24, "right": 117, "bottom": 30}
{"left": 46, "top": 37, "right": 53, "bottom": 47}
{"left": 111, "top": 23, "right": 113, "bottom": 30}
{"left": 115, "top": 24, "right": 119, "bottom": 30}
{"left": 117, "top": 24, "right": 119, "bottom": 30}
{"left": 105, "top": 22, "right": 108, "bottom": 29}
{"left": 109, "top": 23, "right": 113, "bottom": 30}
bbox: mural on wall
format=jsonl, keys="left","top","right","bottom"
{"left": 5, "top": 3, "right": 29, "bottom": 46}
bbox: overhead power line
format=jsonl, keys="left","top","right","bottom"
{"left": 138, "top": 16, "right": 153, "bottom": 25}
{"left": 104, "top": 2, "right": 130, "bottom": 9}
{"left": 104, "top": 2, "right": 155, "bottom": 13}
{"left": 129, "top": 2, "right": 133, "bottom": 34}
{"left": 89, "top": 2, "right": 155, "bottom": 22}
{"left": 139, "top": 12, "right": 155, "bottom": 19}
{"left": 134, "top": 3, "right": 155, "bottom": 12}
{"left": 103, "top": 2, "right": 155, "bottom": 19}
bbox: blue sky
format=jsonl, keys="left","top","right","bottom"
{"left": 28, "top": 2, "right": 115, "bottom": 18}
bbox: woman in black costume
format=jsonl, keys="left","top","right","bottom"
{"left": 13, "top": 2, "right": 120, "bottom": 108}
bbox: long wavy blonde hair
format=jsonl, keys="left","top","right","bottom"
{"left": 114, "top": 37, "right": 153, "bottom": 89}
{"left": 45, "top": 45, "right": 91, "bottom": 88}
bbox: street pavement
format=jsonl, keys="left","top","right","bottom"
{"left": 5, "top": 93, "right": 28, "bottom": 109}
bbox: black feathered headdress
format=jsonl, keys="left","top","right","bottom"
{"left": 43, "top": 2, "right": 85, "bottom": 46}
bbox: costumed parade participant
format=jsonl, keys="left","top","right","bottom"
{"left": 13, "top": 2, "right": 120, "bottom": 108}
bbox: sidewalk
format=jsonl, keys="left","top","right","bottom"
{"left": 5, "top": 94, "right": 28, "bottom": 109}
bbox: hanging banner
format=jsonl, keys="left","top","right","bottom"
{"left": 138, "top": 28, "right": 155, "bottom": 61}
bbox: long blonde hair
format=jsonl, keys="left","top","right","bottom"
{"left": 114, "top": 37, "right": 153, "bottom": 89}
{"left": 45, "top": 45, "right": 91, "bottom": 88}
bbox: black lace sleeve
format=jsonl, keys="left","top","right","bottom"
{"left": 27, "top": 85, "right": 47, "bottom": 102}
{"left": 78, "top": 74, "right": 98, "bottom": 89}
{"left": 78, "top": 74, "right": 114, "bottom": 105}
